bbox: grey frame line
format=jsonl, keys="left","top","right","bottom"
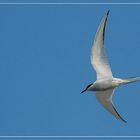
{"left": 0, "top": 136, "right": 140, "bottom": 138}
{"left": 0, "top": 1, "right": 139, "bottom": 138}
{"left": 0, "top": 2, "right": 140, "bottom": 4}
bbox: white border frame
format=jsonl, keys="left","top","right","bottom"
{"left": 0, "top": 2, "right": 139, "bottom": 138}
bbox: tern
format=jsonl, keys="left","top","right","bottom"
{"left": 81, "top": 10, "right": 140, "bottom": 123}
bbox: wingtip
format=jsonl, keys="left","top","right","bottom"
{"left": 118, "top": 114, "right": 127, "bottom": 123}
{"left": 106, "top": 10, "right": 110, "bottom": 16}
{"left": 122, "top": 119, "right": 127, "bottom": 123}
{"left": 112, "top": 105, "right": 127, "bottom": 123}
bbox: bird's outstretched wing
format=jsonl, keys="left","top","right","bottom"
{"left": 96, "top": 89, "right": 126, "bottom": 123}
{"left": 91, "top": 10, "right": 113, "bottom": 80}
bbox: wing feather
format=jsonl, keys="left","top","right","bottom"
{"left": 91, "top": 10, "right": 113, "bottom": 80}
{"left": 96, "top": 89, "right": 126, "bottom": 123}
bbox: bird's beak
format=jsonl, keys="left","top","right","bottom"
{"left": 81, "top": 89, "right": 86, "bottom": 94}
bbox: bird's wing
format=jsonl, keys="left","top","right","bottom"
{"left": 91, "top": 10, "right": 113, "bottom": 80}
{"left": 96, "top": 89, "right": 126, "bottom": 123}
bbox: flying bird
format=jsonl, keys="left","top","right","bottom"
{"left": 81, "top": 10, "right": 140, "bottom": 123}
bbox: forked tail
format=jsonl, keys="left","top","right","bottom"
{"left": 121, "top": 76, "right": 140, "bottom": 85}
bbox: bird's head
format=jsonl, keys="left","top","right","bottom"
{"left": 81, "top": 83, "right": 93, "bottom": 93}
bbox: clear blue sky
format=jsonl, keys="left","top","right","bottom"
{"left": 0, "top": 1, "right": 140, "bottom": 137}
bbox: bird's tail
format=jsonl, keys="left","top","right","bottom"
{"left": 121, "top": 76, "right": 140, "bottom": 85}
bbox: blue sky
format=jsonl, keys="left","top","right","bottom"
{"left": 0, "top": 1, "right": 140, "bottom": 138}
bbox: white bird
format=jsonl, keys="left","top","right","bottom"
{"left": 81, "top": 10, "right": 140, "bottom": 123}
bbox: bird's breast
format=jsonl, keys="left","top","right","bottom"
{"left": 89, "top": 79, "right": 116, "bottom": 91}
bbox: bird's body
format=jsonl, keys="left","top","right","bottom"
{"left": 82, "top": 10, "right": 140, "bottom": 122}
{"left": 88, "top": 78, "right": 121, "bottom": 91}
{"left": 88, "top": 77, "right": 140, "bottom": 91}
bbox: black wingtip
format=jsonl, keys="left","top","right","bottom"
{"left": 112, "top": 105, "right": 127, "bottom": 123}
{"left": 121, "top": 118, "right": 127, "bottom": 123}
{"left": 106, "top": 10, "right": 110, "bottom": 16}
